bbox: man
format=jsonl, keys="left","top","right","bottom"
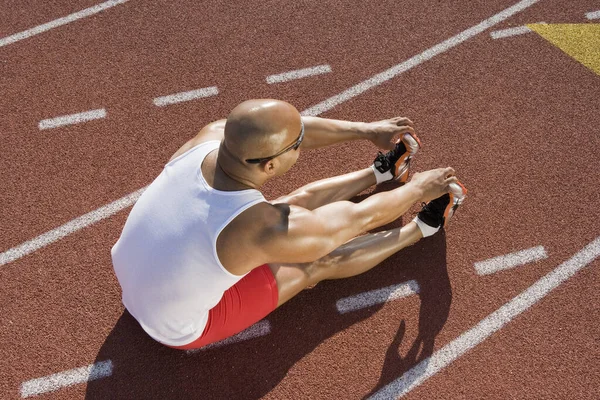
{"left": 111, "top": 99, "right": 467, "bottom": 350}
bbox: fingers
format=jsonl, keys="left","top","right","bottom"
{"left": 391, "top": 117, "right": 414, "bottom": 126}
{"left": 443, "top": 167, "right": 456, "bottom": 178}
{"left": 441, "top": 166, "right": 459, "bottom": 191}
{"left": 384, "top": 124, "right": 415, "bottom": 149}
{"left": 445, "top": 176, "right": 459, "bottom": 185}
{"left": 441, "top": 167, "right": 458, "bottom": 187}
{"left": 395, "top": 125, "right": 415, "bottom": 134}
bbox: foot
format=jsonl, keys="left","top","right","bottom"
{"left": 414, "top": 181, "right": 467, "bottom": 236}
{"left": 372, "top": 132, "right": 422, "bottom": 183}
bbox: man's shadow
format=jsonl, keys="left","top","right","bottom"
{"left": 86, "top": 189, "right": 451, "bottom": 399}
{"left": 363, "top": 231, "right": 451, "bottom": 398}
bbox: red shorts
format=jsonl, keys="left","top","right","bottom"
{"left": 168, "top": 264, "right": 278, "bottom": 350}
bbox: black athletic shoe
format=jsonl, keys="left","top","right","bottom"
{"left": 417, "top": 182, "right": 467, "bottom": 229}
{"left": 372, "top": 132, "right": 421, "bottom": 183}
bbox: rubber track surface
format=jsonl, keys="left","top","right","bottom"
{"left": 1, "top": 0, "right": 599, "bottom": 399}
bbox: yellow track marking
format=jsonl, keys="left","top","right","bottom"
{"left": 527, "top": 23, "right": 600, "bottom": 76}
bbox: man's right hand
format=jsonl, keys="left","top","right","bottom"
{"left": 409, "top": 167, "right": 458, "bottom": 203}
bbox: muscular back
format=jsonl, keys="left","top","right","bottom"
{"left": 169, "top": 120, "right": 281, "bottom": 275}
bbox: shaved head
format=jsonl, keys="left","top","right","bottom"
{"left": 224, "top": 99, "right": 302, "bottom": 161}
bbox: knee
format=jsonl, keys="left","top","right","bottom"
{"left": 305, "top": 254, "right": 344, "bottom": 282}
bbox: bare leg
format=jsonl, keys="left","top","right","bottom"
{"left": 269, "top": 221, "right": 423, "bottom": 307}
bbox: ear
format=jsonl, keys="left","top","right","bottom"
{"left": 262, "top": 159, "right": 278, "bottom": 177}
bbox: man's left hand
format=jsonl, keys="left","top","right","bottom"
{"left": 366, "top": 117, "right": 415, "bottom": 150}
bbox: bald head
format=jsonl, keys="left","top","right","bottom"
{"left": 223, "top": 99, "right": 302, "bottom": 161}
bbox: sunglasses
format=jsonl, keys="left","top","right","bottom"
{"left": 245, "top": 122, "right": 304, "bottom": 164}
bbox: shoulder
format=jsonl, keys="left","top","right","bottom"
{"left": 168, "top": 119, "right": 227, "bottom": 162}
{"left": 228, "top": 201, "right": 292, "bottom": 237}
{"left": 216, "top": 201, "right": 283, "bottom": 274}
{"left": 197, "top": 119, "right": 226, "bottom": 141}
{"left": 217, "top": 201, "right": 309, "bottom": 272}
{"left": 243, "top": 202, "right": 317, "bottom": 249}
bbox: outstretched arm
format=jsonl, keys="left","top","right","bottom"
{"left": 301, "top": 116, "right": 415, "bottom": 151}
{"left": 273, "top": 167, "right": 376, "bottom": 210}
{"left": 259, "top": 167, "right": 458, "bottom": 265}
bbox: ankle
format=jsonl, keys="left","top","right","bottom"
{"left": 371, "top": 164, "right": 393, "bottom": 184}
{"left": 413, "top": 216, "right": 440, "bottom": 237}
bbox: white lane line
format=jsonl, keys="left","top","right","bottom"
{"left": 20, "top": 360, "right": 112, "bottom": 398}
{"left": 336, "top": 281, "right": 419, "bottom": 314}
{"left": 153, "top": 86, "right": 219, "bottom": 107}
{"left": 38, "top": 109, "right": 107, "bottom": 130}
{"left": 301, "top": 0, "right": 543, "bottom": 116}
{"left": 586, "top": 10, "right": 600, "bottom": 20}
{"left": 474, "top": 246, "right": 548, "bottom": 275}
{"left": 0, "top": 0, "right": 541, "bottom": 267}
{"left": 186, "top": 320, "right": 271, "bottom": 353}
{"left": 0, "top": 0, "right": 130, "bottom": 48}
{"left": 266, "top": 64, "right": 332, "bottom": 84}
{"left": 490, "top": 22, "right": 546, "bottom": 39}
{"left": 369, "top": 236, "right": 600, "bottom": 399}
{"left": 0, "top": 187, "right": 146, "bottom": 267}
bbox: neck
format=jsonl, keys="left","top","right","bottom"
{"left": 215, "top": 147, "right": 264, "bottom": 190}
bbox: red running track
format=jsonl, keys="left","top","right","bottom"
{"left": 1, "top": 0, "right": 599, "bottom": 398}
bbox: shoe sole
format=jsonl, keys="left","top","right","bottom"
{"left": 443, "top": 181, "right": 467, "bottom": 228}
{"left": 394, "top": 132, "right": 421, "bottom": 183}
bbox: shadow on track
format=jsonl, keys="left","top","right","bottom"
{"left": 363, "top": 231, "right": 451, "bottom": 398}
{"left": 86, "top": 189, "right": 451, "bottom": 399}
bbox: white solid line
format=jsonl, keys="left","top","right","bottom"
{"left": 474, "top": 246, "right": 548, "bottom": 275}
{"left": 266, "top": 64, "right": 332, "bottom": 84}
{"left": 153, "top": 86, "right": 219, "bottom": 107}
{"left": 0, "top": 187, "right": 146, "bottom": 267}
{"left": 186, "top": 320, "right": 271, "bottom": 353}
{"left": 38, "top": 109, "right": 107, "bottom": 130}
{"left": 586, "top": 10, "right": 600, "bottom": 20}
{"left": 20, "top": 360, "right": 113, "bottom": 398}
{"left": 368, "top": 235, "right": 600, "bottom": 400}
{"left": 301, "top": 0, "right": 542, "bottom": 117}
{"left": 336, "top": 281, "right": 419, "bottom": 314}
{"left": 0, "top": 0, "right": 130, "bottom": 48}
{"left": 0, "top": 0, "right": 541, "bottom": 267}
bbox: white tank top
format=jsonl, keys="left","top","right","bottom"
{"left": 111, "top": 140, "right": 266, "bottom": 346}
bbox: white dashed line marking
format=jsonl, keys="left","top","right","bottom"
{"left": 38, "top": 109, "right": 107, "bottom": 130}
{"left": 0, "top": 0, "right": 130, "bottom": 48}
{"left": 0, "top": 187, "right": 146, "bottom": 267}
{"left": 153, "top": 86, "right": 219, "bottom": 107}
{"left": 20, "top": 360, "right": 113, "bottom": 398}
{"left": 266, "top": 64, "right": 332, "bottom": 84}
{"left": 0, "top": 0, "right": 541, "bottom": 266}
{"left": 186, "top": 320, "right": 271, "bottom": 353}
{"left": 336, "top": 281, "right": 419, "bottom": 314}
{"left": 586, "top": 10, "right": 600, "bottom": 20}
{"left": 368, "top": 236, "right": 600, "bottom": 399}
{"left": 474, "top": 246, "right": 548, "bottom": 275}
{"left": 301, "top": 0, "right": 543, "bottom": 116}
{"left": 490, "top": 23, "right": 544, "bottom": 39}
